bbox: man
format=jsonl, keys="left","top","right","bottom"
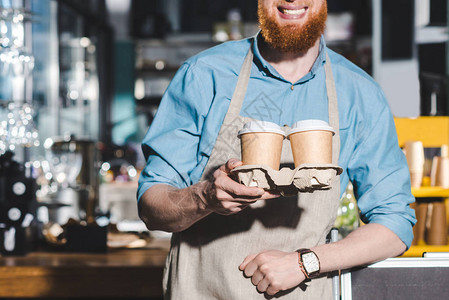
{"left": 138, "top": 0, "right": 416, "bottom": 299}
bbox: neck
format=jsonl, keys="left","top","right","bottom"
{"left": 258, "top": 37, "right": 321, "bottom": 83}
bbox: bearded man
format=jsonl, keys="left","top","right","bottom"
{"left": 138, "top": 0, "right": 416, "bottom": 299}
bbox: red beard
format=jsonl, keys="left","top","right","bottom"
{"left": 258, "top": 1, "right": 328, "bottom": 53}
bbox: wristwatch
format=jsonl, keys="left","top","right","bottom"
{"left": 296, "top": 248, "right": 320, "bottom": 279}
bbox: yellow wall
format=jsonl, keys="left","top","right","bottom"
{"left": 394, "top": 116, "right": 449, "bottom": 148}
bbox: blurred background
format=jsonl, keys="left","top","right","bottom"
{"left": 0, "top": 0, "right": 448, "bottom": 298}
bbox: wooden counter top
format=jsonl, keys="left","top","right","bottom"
{"left": 0, "top": 241, "right": 170, "bottom": 299}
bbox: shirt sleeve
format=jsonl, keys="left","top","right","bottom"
{"left": 137, "top": 62, "right": 212, "bottom": 202}
{"left": 347, "top": 89, "right": 417, "bottom": 249}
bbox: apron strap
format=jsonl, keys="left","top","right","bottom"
{"left": 200, "top": 40, "right": 254, "bottom": 179}
{"left": 222, "top": 40, "right": 254, "bottom": 122}
{"left": 324, "top": 53, "right": 340, "bottom": 165}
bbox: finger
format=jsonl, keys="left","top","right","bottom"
{"left": 251, "top": 271, "right": 264, "bottom": 286}
{"left": 227, "top": 203, "right": 252, "bottom": 213}
{"left": 237, "top": 202, "right": 254, "bottom": 209}
{"left": 210, "top": 194, "right": 254, "bottom": 215}
{"left": 216, "top": 158, "right": 241, "bottom": 174}
{"left": 225, "top": 204, "right": 249, "bottom": 214}
{"left": 258, "top": 191, "right": 281, "bottom": 200}
{"left": 266, "top": 284, "right": 280, "bottom": 296}
{"left": 257, "top": 278, "right": 270, "bottom": 293}
{"left": 239, "top": 253, "right": 258, "bottom": 271}
{"left": 243, "top": 260, "right": 261, "bottom": 278}
{"left": 227, "top": 189, "right": 280, "bottom": 201}
{"left": 216, "top": 175, "right": 265, "bottom": 198}
{"left": 216, "top": 192, "right": 258, "bottom": 206}
{"left": 225, "top": 158, "right": 243, "bottom": 173}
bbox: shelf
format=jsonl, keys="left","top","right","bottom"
{"left": 394, "top": 117, "right": 449, "bottom": 148}
{"left": 411, "top": 186, "right": 449, "bottom": 198}
{"left": 415, "top": 26, "right": 449, "bottom": 44}
{"left": 402, "top": 244, "right": 449, "bottom": 257}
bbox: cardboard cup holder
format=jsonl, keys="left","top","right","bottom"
{"left": 235, "top": 120, "right": 341, "bottom": 195}
{"left": 231, "top": 163, "right": 343, "bottom": 195}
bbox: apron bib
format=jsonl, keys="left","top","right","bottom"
{"left": 163, "top": 40, "right": 341, "bottom": 300}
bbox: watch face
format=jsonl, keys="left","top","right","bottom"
{"left": 302, "top": 252, "right": 319, "bottom": 273}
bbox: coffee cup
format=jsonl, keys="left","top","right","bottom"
{"left": 412, "top": 202, "right": 428, "bottom": 245}
{"left": 431, "top": 156, "right": 449, "bottom": 188}
{"left": 409, "top": 170, "right": 424, "bottom": 189}
{"left": 427, "top": 201, "right": 448, "bottom": 246}
{"left": 404, "top": 141, "right": 425, "bottom": 188}
{"left": 238, "top": 121, "right": 285, "bottom": 170}
{"left": 287, "top": 120, "right": 334, "bottom": 167}
{"left": 431, "top": 145, "right": 449, "bottom": 188}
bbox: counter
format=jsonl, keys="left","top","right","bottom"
{"left": 341, "top": 257, "right": 449, "bottom": 299}
{"left": 0, "top": 240, "right": 169, "bottom": 299}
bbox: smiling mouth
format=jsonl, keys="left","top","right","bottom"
{"left": 280, "top": 7, "right": 306, "bottom": 15}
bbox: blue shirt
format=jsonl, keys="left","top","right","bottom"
{"left": 138, "top": 35, "right": 416, "bottom": 248}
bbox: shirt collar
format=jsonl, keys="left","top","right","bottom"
{"left": 252, "top": 32, "right": 327, "bottom": 84}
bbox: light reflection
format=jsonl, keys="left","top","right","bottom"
{"left": 0, "top": 102, "right": 40, "bottom": 154}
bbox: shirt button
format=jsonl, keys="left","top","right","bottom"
{"left": 290, "top": 85, "right": 294, "bottom": 91}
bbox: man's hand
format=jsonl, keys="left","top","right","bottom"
{"left": 139, "top": 158, "right": 279, "bottom": 232}
{"left": 239, "top": 250, "right": 305, "bottom": 296}
{"left": 202, "top": 158, "right": 280, "bottom": 215}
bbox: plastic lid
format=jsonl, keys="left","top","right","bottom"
{"left": 287, "top": 119, "right": 335, "bottom": 136}
{"left": 238, "top": 121, "right": 286, "bottom": 137}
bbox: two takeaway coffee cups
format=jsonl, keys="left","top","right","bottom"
{"left": 237, "top": 120, "right": 335, "bottom": 169}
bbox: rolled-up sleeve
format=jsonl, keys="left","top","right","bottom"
{"left": 137, "top": 62, "right": 211, "bottom": 202}
{"left": 347, "top": 90, "right": 416, "bottom": 249}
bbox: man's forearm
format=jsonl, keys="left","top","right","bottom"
{"left": 312, "top": 223, "right": 407, "bottom": 273}
{"left": 238, "top": 222, "right": 408, "bottom": 295}
{"left": 138, "top": 182, "right": 213, "bottom": 232}
{"left": 138, "top": 159, "right": 279, "bottom": 233}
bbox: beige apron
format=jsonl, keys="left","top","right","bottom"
{"left": 163, "top": 41, "right": 341, "bottom": 300}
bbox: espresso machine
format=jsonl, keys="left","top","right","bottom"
{"left": 43, "top": 135, "right": 99, "bottom": 225}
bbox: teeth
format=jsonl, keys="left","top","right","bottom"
{"left": 283, "top": 8, "right": 306, "bottom": 15}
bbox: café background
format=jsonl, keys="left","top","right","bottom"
{"left": 0, "top": 0, "right": 449, "bottom": 298}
